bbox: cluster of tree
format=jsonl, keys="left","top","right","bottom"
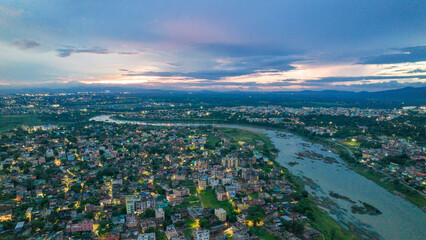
{"left": 40, "top": 111, "right": 97, "bottom": 123}
{"left": 247, "top": 204, "right": 266, "bottom": 226}
{"left": 96, "top": 167, "right": 118, "bottom": 179}
{"left": 380, "top": 154, "right": 411, "bottom": 166}
{"left": 281, "top": 220, "right": 305, "bottom": 235}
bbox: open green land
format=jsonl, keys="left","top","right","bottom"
{"left": 249, "top": 227, "right": 281, "bottom": 240}
{"left": 309, "top": 202, "right": 357, "bottom": 240}
{"left": 176, "top": 195, "right": 201, "bottom": 208}
{"left": 183, "top": 228, "right": 194, "bottom": 239}
{"left": 219, "top": 127, "right": 277, "bottom": 160}
{"left": 283, "top": 169, "right": 356, "bottom": 240}
{"left": 343, "top": 141, "right": 361, "bottom": 147}
{"left": 0, "top": 115, "right": 42, "bottom": 130}
{"left": 206, "top": 135, "right": 221, "bottom": 147}
{"left": 199, "top": 188, "right": 235, "bottom": 214}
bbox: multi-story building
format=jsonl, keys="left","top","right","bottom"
{"left": 140, "top": 220, "right": 156, "bottom": 232}
{"left": 215, "top": 208, "right": 226, "bottom": 221}
{"left": 139, "top": 233, "right": 156, "bottom": 240}
{"left": 126, "top": 194, "right": 156, "bottom": 214}
{"left": 193, "top": 230, "right": 210, "bottom": 240}
{"left": 65, "top": 220, "right": 94, "bottom": 232}
{"left": 165, "top": 225, "right": 178, "bottom": 240}
{"left": 198, "top": 178, "right": 207, "bottom": 190}
{"left": 222, "top": 156, "right": 239, "bottom": 169}
{"left": 156, "top": 207, "right": 165, "bottom": 220}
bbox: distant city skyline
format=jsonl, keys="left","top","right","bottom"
{"left": 0, "top": 1, "right": 425, "bottom": 91}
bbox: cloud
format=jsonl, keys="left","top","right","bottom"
{"left": 193, "top": 43, "right": 297, "bottom": 58}
{"left": 121, "top": 54, "right": 299, "bottom": 80}
{"left": 306, "top": 75, "right": 426, "bottom": 83}
{"left": 56, "top": 47, "right": 143, "bottom": 57}
{"left": 166, "top": 62, "right": 181, "bottom": 67}
{"left": 359, "top": 46, "right": 426, "bottom": 64}
{"left": 12, "top": 39, "right": 41, "bottom": 49}
{"left": 124, "top": 70, "right": 256, "bottom": 80}
{"left": 0, "top": 5, "right": 23, "bottom": 16}
{"left": 222, "top": 55, "right": 299, "bottom": 72}
{"left": 56, "top": 47, "right": 110, "bottom": 57}
{"left": 123, "top": 60, "right": 296, "bottom": 80}
{"left": 151, "top": 79, "right": 298, "bottom": 87}
{"left": 406, "top": 68, "right": 426, "bottom": 74}
{"left": 305, "top": 75, "right": 426, "bottom": 83}
{"left": 2, "top": 1, "right": 425, "bottom": 91}
{"left": 117, "top": 51, "right": 139, "bottom": 55}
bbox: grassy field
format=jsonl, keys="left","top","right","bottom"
{"left": 285, "top": 171, "right": 356, "bottom": 240}
{"left": 199, "top": 188, "right": 235, "bottom": 214}
{"left": 0, "top": 115, "right": 42, "bottom": 130}
{"left": 220, "top": 127, "right": 274, "bottom": 149}
{"left": 249, "top": 227, "right": 281, "bottom": 240}
{"left": 309, "top": 202, "right": 356, "bottom": 240}
{"left": 219, "top": 127, "right": 277, "bottom": 159}
{"left": 183, "top": 228, "right": 194, "bottom": 239}
{"left": 206, "top": 135, "right": 221, "bottom": 147}
{"left": 176, "top": 195, "right": 202, "bottom": 208}
{"left": 343, "top": 141, "right": 361, "bottom": 147}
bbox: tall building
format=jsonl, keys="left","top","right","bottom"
{"left": 65, "top": 220, "right": 94, "bottom": 232}
{"left": 198, "top": 178, "right": 207, "bottom": 190}
{"left": 139, "top": 233, "right": 156, "bottom": 240}
{"left": 126, "top": 194, "right": 156, "bottom": 214}
{"left": 221, "top": 156, "right": 239, "bottom": 169}
{"left": 155, "top": 208, "right": 165, "bottom": 220}
{"left": 193, "top": 230, "right": 210, "bottom": 240}
{"left": 215, "top": 208, "right": 226, "bottom": 221}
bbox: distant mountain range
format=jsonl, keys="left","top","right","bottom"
{"left": 1, "top": 86, "right": 425, "bottom": 106}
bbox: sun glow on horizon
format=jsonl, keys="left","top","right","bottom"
{"left": 80, "top": 76, "right": 150, "bottom": 85}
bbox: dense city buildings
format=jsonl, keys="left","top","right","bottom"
{"left": 0, "top": 93, "right": 424, "bottom": 239}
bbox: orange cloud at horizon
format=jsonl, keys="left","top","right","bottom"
{"left": 73, "top": 60, "right": 425, "bottom": 91}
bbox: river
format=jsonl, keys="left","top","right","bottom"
{"left": 90, "top": 115, "right": 426, "bottom": 240}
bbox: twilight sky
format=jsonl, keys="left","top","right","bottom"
{"left": 0, "top": 0, "right": 425, "bottom": 91}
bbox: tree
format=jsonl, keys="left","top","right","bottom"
{"left": 119, "top": 205, "right": 127, "bottom": 215}
{"left": 71, "top": 184, "right": 82, "bottom": 193}
{"left": 47, "top": 211, "right": 59, "bottom": 223}
{"left": 305, "top": 210, "right": 315, "bottom": 221}
{"left": 85, "top": 212, "right": 95, "bottom": 220}
{"left": 2, "top": 220, "right": 15, "bottom": 231}
{"left": 199, "top": 218, "right": 209, "bottom": 229}
{"left": 227, "top": 213, "right": 237, "bottom": 222}
{"left": 155, "top": 185, "right": 165, "bottom": 195}
{"left": 143, "top": 209, "right": 155, "bottom": 218}
{"left": 247, "top": 205, "right": 266, "bottom": 226}
{"left": 23, "top": 179, "right": 35, "bottom": 190}
{"left": 32, "top": 220, "right": 45, "bottom": 230}
{"left": 292, "top": 221, "right": 304, "bottom": 235}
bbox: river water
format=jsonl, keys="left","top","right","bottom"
{"left": 90, "top": 115, "right": 426, "bottom": 240}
